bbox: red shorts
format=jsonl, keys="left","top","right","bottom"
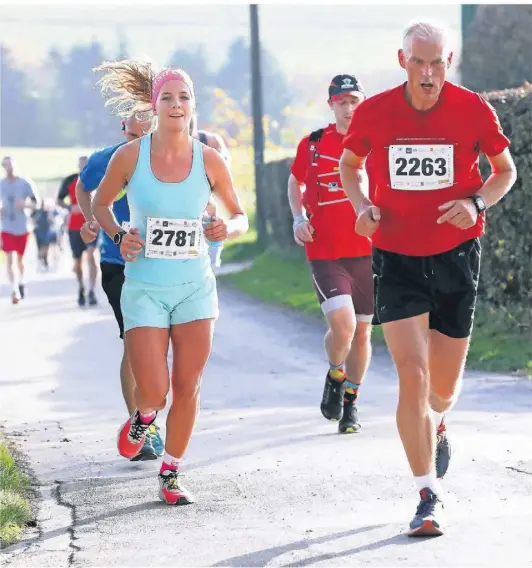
{"left": 310, "top": 257, "right": 374, "bottom": 321}
{"left": 1, "top": 232, "right": 29, "bottom": 256}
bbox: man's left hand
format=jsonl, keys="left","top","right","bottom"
{"left": 437, "top": 199, "right": 479, "bottom": 229}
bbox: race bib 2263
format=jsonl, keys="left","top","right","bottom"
{"left": 389, "top": 144, "right": 454, "bottom": 191}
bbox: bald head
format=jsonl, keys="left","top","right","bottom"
{"left": 122, "top": 116, "right": 152, "bottom": 142}
{"left": 2, "top": 156, "right": 14, "bottom": 176}
{"left": 402, "top": 20, "right": 450, "bottom": 58}
{"left": 78, "top": 156, "right": 88, "bottom": 171}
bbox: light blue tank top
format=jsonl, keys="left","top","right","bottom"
{"left": 125, "top": 135, "right": 212, "bottom": 286}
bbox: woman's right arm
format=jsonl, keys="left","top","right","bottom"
{"left": 92, "top": 144, "right": 144, "bottom": 261}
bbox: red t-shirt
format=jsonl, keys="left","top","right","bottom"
{"left": 291, "top": 124, "right": 372, "bottom": 261}
{"left": 343, "top": 81, "right": 511, "bottom": 256}
{"left": 58, "top": 173, "right": 84, "bottom": 231}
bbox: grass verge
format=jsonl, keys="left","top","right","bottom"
{"left": 221, "top": 225, "right": 262, "bottom": 264}
{"left": 0, "top": 438, "right": 32, "bottom": 548}
{"left": 221, "top": 247, "right": 532, "bottom": 377}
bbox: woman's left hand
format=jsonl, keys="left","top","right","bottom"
{"left": 203, "top": 216, "right": 228, "bottom": 242}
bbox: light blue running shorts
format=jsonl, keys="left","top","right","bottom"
{"left": 121, "top": 274, "right": 218, "bottom": 332}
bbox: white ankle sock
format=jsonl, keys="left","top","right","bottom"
{"left": 414, "top": 472, "right": 441, "bottom": 495}
{"left": 162, "top": 452, "right": 183, "bottom": 470}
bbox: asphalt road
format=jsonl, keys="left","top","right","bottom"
{"left": 1, "top": 247, "right": 532, "bottom": 567}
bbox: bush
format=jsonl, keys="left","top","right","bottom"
{"left": 460, "top": 6, "right": 532, "bottom": 92}
{"left": 0, "top": 441, "right": 32, "bottom": 548}
{"left": 0, "top": 491, "right": 32, "bottom": 547}
{"left": 478, "top": 85, "right": 532, "bottom": 323}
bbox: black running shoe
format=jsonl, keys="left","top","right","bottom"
{"left": 408, "top": 488, "right": 445, "bottom": 537}
{"left": 18, "top": 284, "right": 25, "bottom": 299}
{"left": 78, "top": 289, "right": 86, "bottom": 307}
{"left": 339, "top": 393, "right": 361, "bottom": 434}
{"left": 436, "top": 424, "right": 451, "bottom": 479}
{"left": 88, "top": 290, "right": 98, "bottom": 306}
{"left": 320, "top": 373, "right": 345, "bottom": 421}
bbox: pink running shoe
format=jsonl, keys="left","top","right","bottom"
{"left": 158, "top": 469, "right": 195, "bottom": 505}
{"left": 117, "top": 409, "right": 154, "bottom": 459}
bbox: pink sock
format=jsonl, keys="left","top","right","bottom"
{"left": 160, "top": 452, "right": 183, "bottom": 473}
{"left": 138, "top": 410, "right": 156, "bottom": 424}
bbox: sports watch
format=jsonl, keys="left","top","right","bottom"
{"left": 113, "top": 230, "right": 127, "bottom": 245}
{"left": 468, "top": 194, "right": 487, "bottom": 215}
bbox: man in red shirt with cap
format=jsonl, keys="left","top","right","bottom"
{"left": 340, "top": 20, "right": 517, "bottom": 536}
{"left": 288, "top": 74, "right": 374, "bottom": 435}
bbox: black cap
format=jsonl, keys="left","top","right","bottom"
{"left": 328, "top": 74, "right": 364, "bottom": 100}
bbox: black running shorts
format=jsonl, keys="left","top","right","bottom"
{"left": 372, "top": 238, "right": 481, "bottom": 338}
{"left": 69, "top": 230, "right": 96, "bottom": 260}
{"left": 100, "top": 262, "right": 125, "bottom": 338}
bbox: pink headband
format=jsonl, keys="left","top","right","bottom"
{"left": 151, "top": 70, "right": 194, "bottom": 109}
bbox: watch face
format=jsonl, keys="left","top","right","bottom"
{"left": 470, "top": 195, "right": 484, "bottom": 213}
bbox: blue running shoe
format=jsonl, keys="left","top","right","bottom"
{"left": 147, "top": 423, "right": 164, "bottom": 457}
{"left": 408, "top": 488, "right": 445, "bottom": 537}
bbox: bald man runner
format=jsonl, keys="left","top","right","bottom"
{"left": 340, "top": 20, "right": 516, "bottom": 536}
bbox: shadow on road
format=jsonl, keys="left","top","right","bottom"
{"left": 211, "top": 524, "right": 433, "bottom": 567}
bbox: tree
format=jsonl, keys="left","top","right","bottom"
{"left": 39, "top": 47, "right": 80, "bottom": 147}
{"left": 0, "top": 46, "right": 43, "bottom": 146}
{"left": 116, "top": 31, "right": 128, "bottom": 61}
{"left": 216, "top": 38, "right": 291, "bottom": 142}
{"left": 460, "top": 5, "right": 532, "bottom": 92}
{"left": 53, "top": 41, "right": 118, "bottom": 146}
{"left": 168, "top": 46, "right": 215, "bottom": 125}
{"left": 216, "top": 38, "right": 250, "bottom": 110}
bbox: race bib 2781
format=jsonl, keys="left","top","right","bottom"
{"left": 145, "top": 217, "right": 205, "bottom": 259}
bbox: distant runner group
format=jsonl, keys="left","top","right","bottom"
{"left": 0, "top": 19, "right": 517, "bottom": 538}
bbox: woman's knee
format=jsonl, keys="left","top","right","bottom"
{"left": 135, "top": 381, "right": 169, "bottom": 410}
{"left": 172, "top": 375, "right": 202, "bottom": 403}
{"left": 138, "top": 386, "right": 168, "bottom": 407}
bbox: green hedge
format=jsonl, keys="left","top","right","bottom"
{"left": 478, "top": 85, "right": 532, "bottom": 318}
